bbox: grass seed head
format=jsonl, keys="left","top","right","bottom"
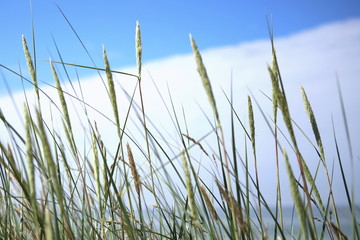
{"left": 24, "top": 104, "right": 39, "bottom": 227}
{"left": 190, "top": 34, "right": 220, "bottom": 126}
{"left": 136, "top": 21, "right": 142, "bottom": 79}
{"left": 199, "top": 185, "right": 217, "bottom": 220}
{"left": 127, "top": 143, "right": 141, "bottom": 196}
{"left": 50, "top": 60, "right": 72, "bottom": 133}
{"left": 92, "top": 128, "right": 101, "bottom": 202}
{"left": 301, "top": 86, "right": 324, "bottom": 160}
{"left": 248, "top": 96, "right": 255, "bottom": 148}
{"left": 103, "top": 47, "right": 121, "bottom": 137}
{"left": 283, "top": 148, "right": 308, "bottom": 239}
{"left": 268, "top": 65, "right": 279, "bottom": 122}
{"left": 22, "top": 35, "right": 39, "bottom": 99}
{"left": 181, "top": 151, "right": 197, "bottom": 224}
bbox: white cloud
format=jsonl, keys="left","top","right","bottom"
{"left": 1, "top": 18, "right": 359, "bottom": 206}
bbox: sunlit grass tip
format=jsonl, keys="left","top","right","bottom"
{"left": 22, "top": 35, "right": 39, "bottom": 99}
{"left": 50, "top": 60, "right": 72, "bottom": 133}
{"left": 189, "top": 34, "right": 220, "bottom": 126}
{"left": 301, "top": 86, "right": 325, "bottom": 160}
{"left": 103, "top": 47, "right": 121, "bottom": 137}
{"left": 136, "top": 20, "right": 142, "bottom": 79}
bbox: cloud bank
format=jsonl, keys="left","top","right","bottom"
{"left": 1, "top": 18, "right": 359, "bottom": 206}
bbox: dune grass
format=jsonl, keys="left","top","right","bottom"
{"left": 0, "top": 19, "right": 359, "bottom": 240}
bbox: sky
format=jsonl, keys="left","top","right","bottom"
{"left": 1, "top": 0, "right": 360, "bottom": 92}
{"left": 1, "top": 1, "right": 360, "bottom": 207}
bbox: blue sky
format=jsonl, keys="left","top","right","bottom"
{"left": 1, "top": 0, "right": 360, "bottom": 93}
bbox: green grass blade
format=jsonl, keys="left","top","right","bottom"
{"left": 35, "top": 110, "right": 74, "bottom": 239}
{"left": 24, "top": 105, "right": 41, "bottom": 235}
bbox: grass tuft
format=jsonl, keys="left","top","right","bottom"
{"left": 0, "top": 18, "right": 357, "bottom": 240}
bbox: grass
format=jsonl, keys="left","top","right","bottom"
{"left": 0, "top": 18, "right": 359, "bottom": 240}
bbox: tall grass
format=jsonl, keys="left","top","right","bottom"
{"left": 0, "top": 19, "right": 358, "bottom": 240}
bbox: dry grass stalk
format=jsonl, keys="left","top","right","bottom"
{"left": 182, "top": 134, "right": 209, "bottom": 156}
{"left": 216, "top": 181, "right": 230, "bottom": 206}
{"left": 199, "top": 185, "right": 217, "bottom": 220}
{"left": 216, "top": 181, "right": 249, "bottom": 236}
{"left": 230, "top": 195, "right": 249, "bottom": 236}
{"left": 127, "top": 143, "right": 141, "bottom": 196}
{"left": 330, "top": 222, "right": 348, "bottom": 240}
